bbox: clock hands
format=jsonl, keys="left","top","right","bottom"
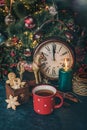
{"left": 52, "top": 44, "right": 56, "bottom": 61}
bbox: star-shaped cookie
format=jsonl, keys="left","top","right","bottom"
{"left": 5, "top": 95, "right": 20, "bottom": 110}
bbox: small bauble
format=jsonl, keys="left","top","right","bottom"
{"left": 30, "top": 40, "right": 38, "bottom": 49}
{"left": 10, "top": 50, "right": 16, "bottom": 57}
{"left": 0, "top": 0, "right": 5, "bottom": 6}
{"left": 0, "top": 32, "right": 6, "bottom": 45}
{"left": 67, "top": 20, "right": 74, "bottom": 31}
{"left": 24, "top": 63, "right": 33, "bottom": 72}
{"left": 24, "top": 48, "right": 31, "bottom": 57}
{"left": 24, "top": 16, "right": 35, "bottom": 29}
{"left": 64, "top": 31, "right": 73, "bottom": 41}
{"left": 16, "top": 40, "right": 23, "bottom": 49}
{"left": 33, "top": 31, "right": 42, "bottom": 40}
{"left": 5, "top": 13, "right": 15, "bottom": 26}
{"left": 5, "top": 38, "right": 12, "bottom": 47}
{"left": 11, "top": 35, "right": 19, "bottom": 46}
{"left": 48, "top": 6, "right": 58, "bottom": 16}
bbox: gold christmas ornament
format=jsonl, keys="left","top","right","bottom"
{"left": 24, "top": 31, "right": 28, "bottom": 36}
{"left": 5, "top": 6, "right": 9, "bottom": 13}
{"left": 5, "top": 38, "right": 12, "bottom": 47}
{"left": 5, "top": 37, "right": 20, "bottom": 47}
{"left": 31, "top": 40, "right": 38, "bottom": 48}
{"left": 16, "top": 40, "right": 23, "bottom": 49}
{"left": 29, "top": 33, "right": 33, "bottom": 40}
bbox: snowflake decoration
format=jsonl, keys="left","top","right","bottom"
{"left": 5, "top": 95, "right": 20, "bottom": 110}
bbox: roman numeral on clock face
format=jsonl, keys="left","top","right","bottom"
{"left": 45, "top": 66, "right": 50, "bottom": 73}
{"left": 45, "top": 46, "right": 50, "bottom": 51}
{"left": 57, "top": 46, "right": 62, "bottom": 53}
{"left": 41, "top": 62, "right": 48, "bottom": 69}
{"left": 42, "top": 52, "right": 48, "bottom": 57}
{"left": 52, "top": 67, "right": 56, "bottom": 76}
{"left": 61, "top": 51, "right": 68, "bottom": 56}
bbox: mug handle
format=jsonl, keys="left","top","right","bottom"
{"left": 54, "top": 92, "right": 63, "bottom": 109}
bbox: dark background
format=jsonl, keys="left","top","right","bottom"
{"left": 48, "top": 0, "right": 87, "bottom": 27}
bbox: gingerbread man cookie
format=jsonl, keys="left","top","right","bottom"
{"left": 6, "top": 72, "right": 16, "bottom": 86}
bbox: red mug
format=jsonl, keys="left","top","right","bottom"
{"left": 32, "top": 84, "right": 63, "bottom": 115}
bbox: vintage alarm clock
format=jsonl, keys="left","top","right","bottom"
{"left": 33, "top": 38, "right": 75, "bottom": 80}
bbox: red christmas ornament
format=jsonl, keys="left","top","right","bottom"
{"left": 24, "top": 48, "right": 31, "bottom": 57}
{"left": 67, "top": 22, "right": 74, "bottom": 31}
{"left": 10, "top": 50, "right": 15, "bottom": 57}
{"left": 65, "top": 31, "right": 73, "bottom": 41}
{"left": 11, "top": 35, "right": 19, "bottom": 45}
{"left": 24, "top": 63, "right": 33, "bottom": 72}
{"left": 10, "top": 63, "right": 17, "bottom": 68}
{"left": 3, "top": 70, "right": 8, "bottom": 75}
{"left": 24, "top": 16, "right": 35, "bottom": 29}
{"left": 0, "top": 0, "right": 5, "bottom": 6}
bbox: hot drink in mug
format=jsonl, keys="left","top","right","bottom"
{"left": 32, "top": 84, "right": 63, "bottom": 115}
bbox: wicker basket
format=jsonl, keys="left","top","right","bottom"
{"left": 72, "top": 73, "right": 87, "bottom": 96}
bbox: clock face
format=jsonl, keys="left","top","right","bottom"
{"left": 33, "top": 39, "right": 75, "bottom": 80}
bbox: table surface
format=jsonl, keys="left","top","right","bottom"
{"left": 0, "top": 80, "right": 87, "bottom": 130}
